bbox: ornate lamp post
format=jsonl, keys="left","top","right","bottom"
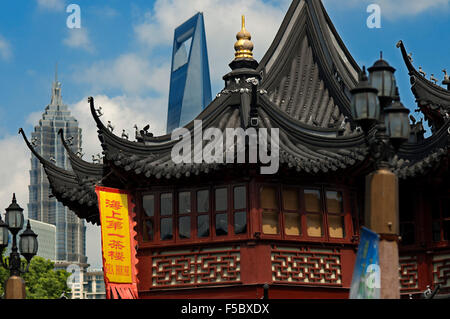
{"left": 0, "top": 194, "right": 38, "bottom": 299}
{"left": 351, "top": 54, "right": 411, "bottom": 299}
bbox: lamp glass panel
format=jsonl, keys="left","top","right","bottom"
{"left": 370, "top": 71, "right": 383, "bottom": 95}
{"left": 0, "top": 225, "right": 8, "bottom": 246}
{"left": 7, "top": 210, "right": 24, "bottom": 229}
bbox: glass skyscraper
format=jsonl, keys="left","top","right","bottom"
{"left": 28, "top": 69, "right": 87, "bottom": 267}
{"left": 166, "top": 12, "right": 212, "bottom": 133}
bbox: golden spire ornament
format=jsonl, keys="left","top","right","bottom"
{"left": 234, "top": 15, "right": 254, "bottom": 59}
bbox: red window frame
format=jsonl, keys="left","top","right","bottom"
{"left": 138, "top": 183, "right": 250, "bottom": 247}
{"left": 257, "top": 183, "right": 355, "bottom": 243}
{"left": 431, "top": 196, "right": 450, "bottom": 245}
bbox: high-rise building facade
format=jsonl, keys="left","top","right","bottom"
{"left": 83, "top": 269, "right": 106, "bottom": 299}
{"left": 28, "top": 70, "right": 87, "bottom": 267}
{"left": 166, "top": 12, "right": 212, "bottom": 133}
{"left": 5, "top": 219, "right": 56, "bottom": 261}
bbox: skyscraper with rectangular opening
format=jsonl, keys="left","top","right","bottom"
{"left": 166, "top": 12, "right": 212, "bottom": 133}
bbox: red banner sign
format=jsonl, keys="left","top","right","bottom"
{"left": 95, "top": 186, "right": 139, "bottom": 299}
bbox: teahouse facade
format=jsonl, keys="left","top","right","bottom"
{"left": 21, "top": 0, "right": 449, "bottom": 299}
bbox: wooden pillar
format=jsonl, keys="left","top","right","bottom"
{"left": 365, "top": 168, "right": 400, "bottom": 299}
{"left": 5, "top": 276, "right": 26, "bottom": 299}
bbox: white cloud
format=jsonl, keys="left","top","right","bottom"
{"left": 134, "top": 0, "right": 289, "bottom": 89}
{"left": 68, "top": 94, "right": 167, "bottom": 268}
{"left": 70, "top": 94, "right": 167, "bottom": 158}
{"left": 36, "top": 0, "right": 65, "bottom": 11}
{"left": 323, "top": 0, "right": 450, "bottom": 19}
{"left": 0, "top": 135, "right": 30, "bottom": 220}
{"left": 63, "top": 28, "right": 94, "bottom": 53}
{"left": 73, "top": 53, "right": 170, "bottom": 95}
{"left": 0, "top": 35, "right": 12, "bottom": 61}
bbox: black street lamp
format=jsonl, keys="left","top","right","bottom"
{"left": 351, "top": 54, "right": 411, "bottom": 299}
{"left": 0, "top": 194, "right": 38, "bottom": 299}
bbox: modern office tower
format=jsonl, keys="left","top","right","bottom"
{"left": 166, "top": 12, "right": 212, "bottom": 133}
{"left": 83, "top": 269, "right": 106, "bottom": 299}
{"left": 5, "top": 219, "right": 56, "bottom": 261}
{"left": 27, "top": 68, "right": 88, "bottom": 269}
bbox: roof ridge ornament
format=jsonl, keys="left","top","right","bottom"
{"left": 234, "top": 15, "right": 254, "bottom": 60}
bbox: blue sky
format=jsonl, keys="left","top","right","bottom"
{"left": 0, "top": 0, "right": 449, "bottom": 269}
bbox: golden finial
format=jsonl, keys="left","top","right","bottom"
{"left": 234, "top": 15, "right": 254, "bottom": 59}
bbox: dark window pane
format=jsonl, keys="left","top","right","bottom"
{"left": 197, "top": 190, "right": 209, "bottom": 213}
{"left": 160, "top": 218, "right": 173, "bottom": 240}
{"left": 260, "top": 187, "right": 277, "bottom": 209}
{"left": 432, "top": 201, "right": 441, "bottom": 220}
{"left": 432, "top": 221, "right": 441, "bottom": 242}
{"left": 234, "top": 211, "right": 247, "bottom": 235}
{"left": 197, "top": 215, "right": 210, "bottom": 238}
{"left": 443, "top": 199, "right": 449, "bottom": 218}
{"left": 284, "top": 212, "right": 301, "bottom": 236}
{"left": 283, "top": 189, "right": 298, "bottom": 211}
{"left": 400, "top": 223, "right": 415, "bottom": 245}
{"left": 306, "top": 214, "right": 323, "bottom": 237}
{"left": 215, "top": 188, "right": 228, "bottom": 211}
{"left": 179, "top": 192, "right": 191, "bottom": 214}
{"left": 234, "top": 186, "right": 246, "bottom": 210}
{"left": 143, "top": 219, "right": 153, "bottom": 241}
{"left": 161, "top": 193, "right": 173, "bottom": 216}
{"left": 262, "top": 211, "right": 278, "bottom": 234}
{"left": 444, "top": 220, "right": 450, "bottom": 241}
{"left": 326, "top": 191, "right": 343, "bottom": 214}
{"left": 304, "top": 189, "right": 322, "bottom": 213}
{"left": 399, "top": 196, "right": 414, "bottom": 222}
{"left": 179, "top": 216, "right": 191, "bottom": 239}
{"left": 215, "top": 213, "right": 228, "bottom": 236}
{"left": 328, "top": 215, "right": 345, "bottom": 238}
{"left": 143, "top": 195, "right": 154, "bottom": 217}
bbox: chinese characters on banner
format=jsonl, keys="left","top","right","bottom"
{"left": 96, "top": 187, "right": 138, "bottom": 298}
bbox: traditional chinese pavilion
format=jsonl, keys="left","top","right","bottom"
{"left": 21, "top": 0, "right": 449, "bottom": 299}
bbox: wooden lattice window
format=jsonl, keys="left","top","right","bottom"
{"left": 432, "top": 197, "right": 450, "bottom": 243}
{"left": 261, "top": 186, "right": 279, "bottom": 235}
{"left": 399, "top": 195, "right": 415, "bottom": 245}
{"left": 325, "top": 191, "right": 345, "bottom": 239}
{"left": 259, "top": 185, "right": 352, "bottom": 242}
{"left": 140, "top": 184, "right": 249, "bottom": 245}
{"left": 282, "top": 188, "right": 301, "bottom": 236}
{"left": 304, "top": 189, "right": 323, "bottom": 238}
{"left": 233, "top": 186, "right": 247, "bottom": 235}
{"left": 196, "top": 189, "right": 210, "bottom": 238}
{"left": 142, "top": 194, "right": 154, "bottom": 241}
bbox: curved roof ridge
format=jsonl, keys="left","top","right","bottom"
{"left": 58, "top": 128, "right": 106, "bottom": 180}
{"left": 256, "top": 0, "right": 360, "bottom": 128}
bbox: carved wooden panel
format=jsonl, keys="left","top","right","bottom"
{"left": 271, "top": 246, "right": 342, "bottom": 286}
{"left": 151, "top": 246, "right": 241, "bottom": 288}
{"left": 432, "top": 254, "right": 450, "bottom": 291}
{"left": 399, "top": 256, "right": 419, "bottom": 292}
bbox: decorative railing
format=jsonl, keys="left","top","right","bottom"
{"left": 432, "top": 254, "right": 450, "bottom": 292}
{"left": 399, "top": 256, "right": 419, "bottom": 292}
{"left": 150, "top": 246, "right": 241, "bottom": 288}
{"left": 271, "top": 246, "right": 342, "bottom": 286}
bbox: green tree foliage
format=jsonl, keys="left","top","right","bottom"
{"left": 0, "top": 251, "right": 71, "bottom": 299}
{"left": 0, "top": 249, "right": 8, "bottom": 297}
